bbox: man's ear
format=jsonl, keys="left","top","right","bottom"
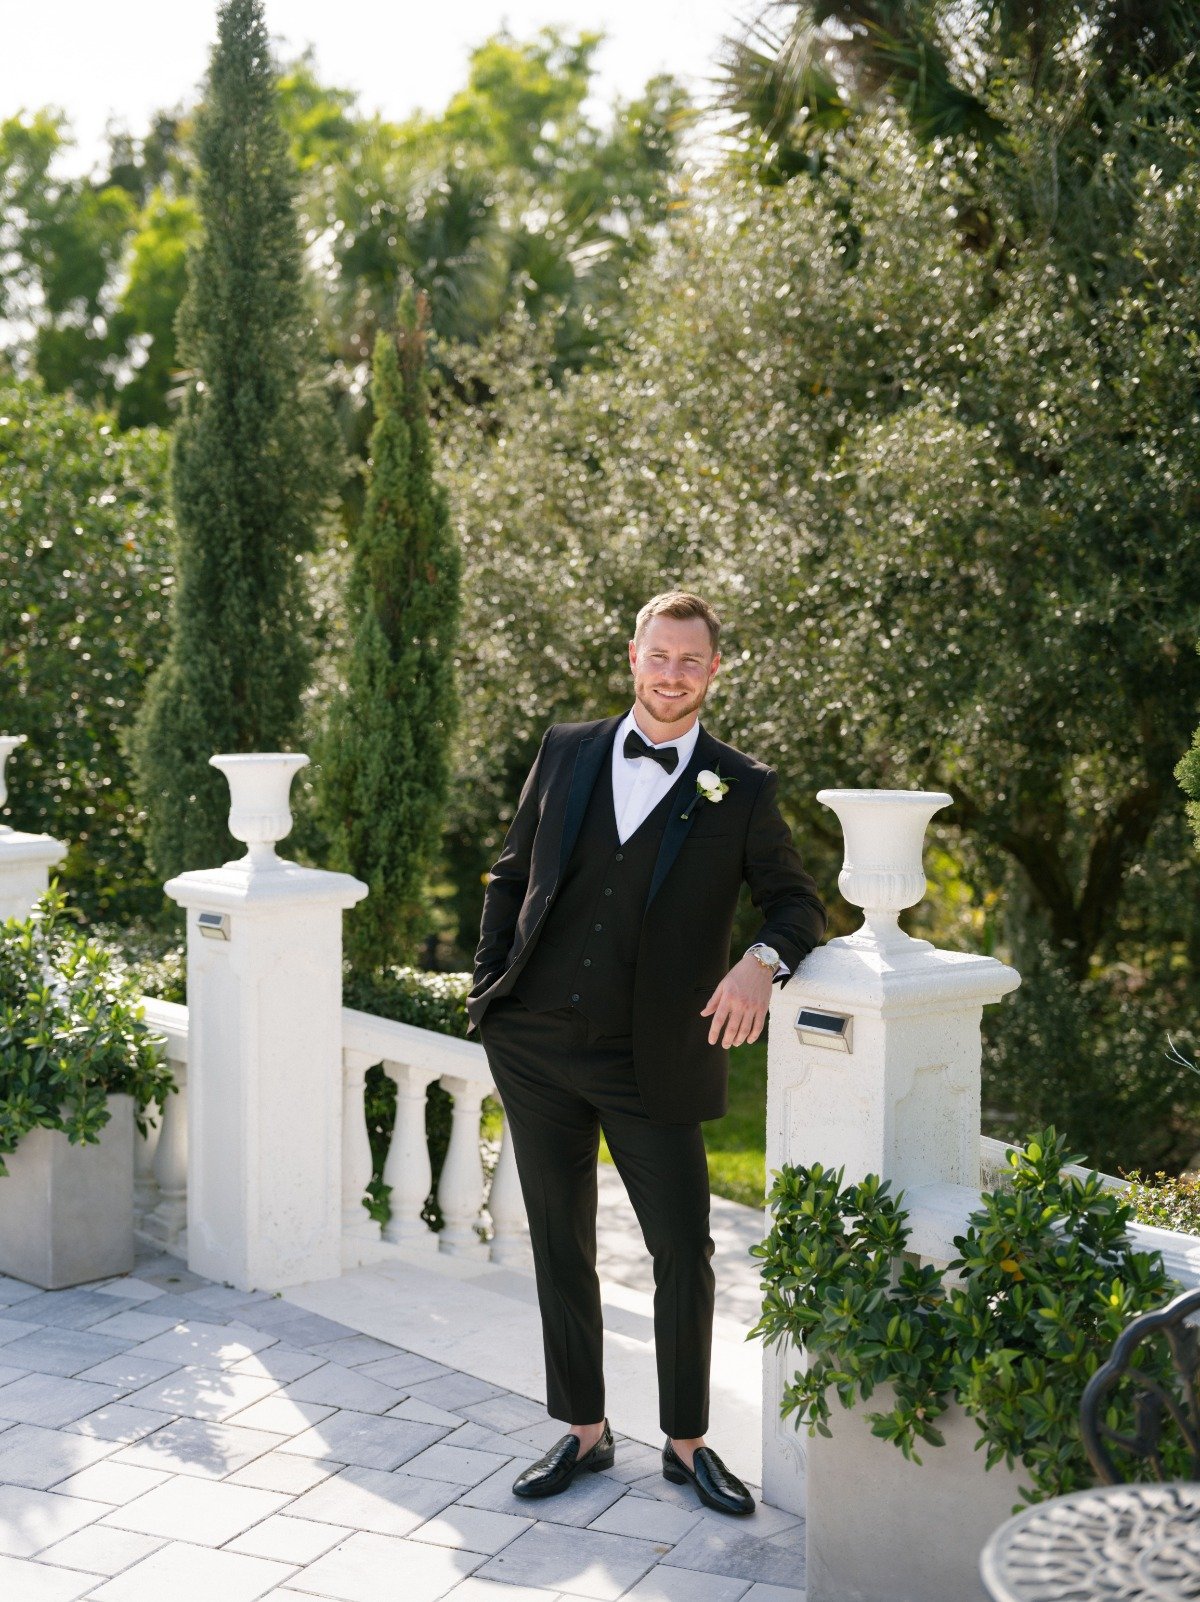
{"left": 628, "top": 639, "right": 638, "bottom": 671}
{"left": 709, "top": 652, "right": 721, "bottom": 682}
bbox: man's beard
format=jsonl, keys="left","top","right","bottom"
{"left": 635, "top": 679, "right": 709, "bottom": 727}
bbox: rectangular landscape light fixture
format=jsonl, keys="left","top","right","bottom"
{"left": 197, "top": 911, "right": 230, "bottom": 941}
{"left": 795, "top": 1008, "right": 852, "bottom": 1052}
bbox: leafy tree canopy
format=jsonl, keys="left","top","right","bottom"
{"left": 0, "top": 29, "right": 688, "bottom": 432}
{"left": 0, "top": 377, "right": 171, "bottom": 918}
{"left": 443, "top": 75, "right": 1200, "bottom": 1166}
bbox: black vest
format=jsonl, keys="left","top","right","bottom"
{"left": 512, "top": 748, "right": 686, "bottom": 1032}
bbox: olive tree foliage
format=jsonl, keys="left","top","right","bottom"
{"left": 444, "top": 97, "right": 1200, "bottom": 1167}
{"left": 1181, "top": 675, "right": 1200, "bottom": 850}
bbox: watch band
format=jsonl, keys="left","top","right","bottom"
{"left": 746, "top": 942, "right": 782, "bottom": 976}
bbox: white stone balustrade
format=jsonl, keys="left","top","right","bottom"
{"left": 0, "top": 735, "right": 67, "bottom": 921}
{"left": 136, "top": 998, "right": 190, "bottom": 1253}
{"left": 340, "top": 1005, "right": 531, "bottom": 1264}
{"left": 126, "top": 987, "right": 531, "bottom": 1271}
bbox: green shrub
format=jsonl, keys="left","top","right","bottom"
{"left": 0, "top": 887, "right": 176, "bottom": 1174}
{"left": 343, "top": 965, "right": 471, "bottom": 1038}
{"left": 0, "top": 379, "right": 172, "bottom": 922}
{"left": 91, "top": 923, "right": 186, "bottom": 1006}
{"left": 1124, "top": 1170, "right": 1200, "bottom": 1235}
{"left": 752, "top": 1129, "right": 1183, "bottom": 1503}
{"left": 983, "top": 941, "right": 1200, "bottom": 1174}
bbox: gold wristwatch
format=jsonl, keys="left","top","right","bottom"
{"left": 746, "top": 943, "right": 782, "bottom": 977}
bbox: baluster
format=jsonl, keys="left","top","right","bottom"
{"left": 437, "top": 1074, "right": 488, "bottom": 1256}
{"left": 381, "top": 1061, "right": 439, "bottom": 1249}
{"left": 146, "top": 1065, "right": 189, "bottom": 1251}
{"left": 342, "top": 1049, "right": 381, "bottom": 1265}
{"left": 488, "top": 1108, "right": 531, "bottom": 1267}
{"left": 134, "top": 1102, "right": 161, "bottom": 1230}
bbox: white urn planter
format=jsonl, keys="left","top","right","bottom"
{"left": 0, "top": 733, "right": 27, "bottom": 832}
{"left": 815, "top": 786, "right": 953, "bottom": 956}
{"left": 0, "top": 734, "right": 67, "bottom": 921}
{"left": 209, "top": 752, "right": 309, "bottom": 868}
{"left": 0, "top": 1096, "right": 136, "bottom": 1289}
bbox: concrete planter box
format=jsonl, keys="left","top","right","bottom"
{"left": 0, "top": 1095, "right": 135, "bottom": 1289}
{"left": 805, "top": 1383, "right": 1026, "bottom": 1602}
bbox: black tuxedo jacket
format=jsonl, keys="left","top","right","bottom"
{"left": 468, "top": 715, "right": 827, "bottom": 1122}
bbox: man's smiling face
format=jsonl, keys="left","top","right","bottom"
{"left": 628, "top": 614, "right": 720, "bottom": 740}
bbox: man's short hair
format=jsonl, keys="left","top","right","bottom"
{"left": 633, "top": 591, "right": 721, "bottom": 653}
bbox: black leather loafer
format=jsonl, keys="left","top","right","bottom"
{"left": 512, "top": 1420, "right": 615, "bottom": 1499}
{"left": 662, "top": 1439, "right": 755, "bottom": 1515}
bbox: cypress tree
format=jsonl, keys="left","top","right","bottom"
{"left": 321, "top": 294, "right": 461, "bottom": 970}
{"left": 132, "top": 0, "right": 340, "bottom": 877}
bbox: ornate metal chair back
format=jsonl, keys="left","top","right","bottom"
{"left": 1080, "top": 1284, "right": 1200, "bottom": 1484}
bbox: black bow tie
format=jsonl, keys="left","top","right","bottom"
{"left": 624, "top": 729, "right": 679, "bottom": 772}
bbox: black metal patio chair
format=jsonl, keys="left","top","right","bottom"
{"left": 1080, "top": 1284, "right": 1200, "bottom": 1484}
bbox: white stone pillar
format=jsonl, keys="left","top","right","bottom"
{"left": 762, "top": 788, "right": 1020, "bottom": 1523}
{"left": 165, "top": 753, "right": 367, "bottom": 1291}
{"left": 437, "top": 1075, "right": 489, "bottom": 1256}
{"left": 381, "top": 1062, "right": 439, "bottom": 1250}
{"left": 0, "top": 736, "right": 67, "bottom": 920}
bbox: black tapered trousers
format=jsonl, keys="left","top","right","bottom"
{"left": 477, "top": 995, "right": 715, "bottom": 1438}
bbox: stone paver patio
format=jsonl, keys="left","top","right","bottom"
{"left": 0, "top": 1250, "right": 806, "bottom": 1602}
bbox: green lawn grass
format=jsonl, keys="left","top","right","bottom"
{"left": 599, "top": 1035, "right": 768, "bottom": 1210}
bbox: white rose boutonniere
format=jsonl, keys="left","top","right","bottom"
{"left": 682, "top": 767, "right": 735, "bottom": 821}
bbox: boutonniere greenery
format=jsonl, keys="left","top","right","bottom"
{"left": 682, "top": 767, "right": 735, "bottom": 821}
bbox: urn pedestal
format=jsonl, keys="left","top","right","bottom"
{"left": 762, "top": 788, "right": 1021, "bottom": 1600}
{"left": 165, "top": 753, "right": 368, "bottom": 1291}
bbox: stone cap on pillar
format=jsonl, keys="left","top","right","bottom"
{"left": 165, "top": 858, "right": 369, "bottom": 915}
{"left": 0, "top": 831, "right": 69, "bottom": 869}
{"left": 164, "top": 751, "right": 368, "bottom": 914}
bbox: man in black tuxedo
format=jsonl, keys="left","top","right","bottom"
{"left": 468, "top": 591, "right": 826, "bottom": 1515}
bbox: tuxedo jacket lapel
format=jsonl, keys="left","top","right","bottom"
{"left": 646, "top": 728, "right": 719, "bottom": 909}
{"left": 557, "top": 715, "right": 622, "bottom": 880}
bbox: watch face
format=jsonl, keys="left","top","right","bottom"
{"left": 755, "top": 945, "right": 780, "bottom": 968}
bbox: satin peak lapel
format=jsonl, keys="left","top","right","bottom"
{"left": 646, "top": 729, "right": 719, "bottom": 908}
{"left": 557, "top": 716, "right": 622, "bottom": 880}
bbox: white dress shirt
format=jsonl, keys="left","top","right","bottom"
{"left": 610, "top": 708, "right": 699, "bottom": 844}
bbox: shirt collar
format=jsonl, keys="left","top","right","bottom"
{"left": 617, "top": 707, "right": 701, "bottom": 768}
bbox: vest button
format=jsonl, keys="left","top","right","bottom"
{"left": 604, "top": 887, "right": 613, "bottom": 896}
{"left": 615, "top": 853, "right": 624, "bottom": 862}
{"left": 583, "top": 959, "right": 592, "bottom": 967}
{"left": 571, "top": 993, "right": 581, "bottom": 1003}
{"left": 594, "top": 923, "right": 602, "bottom": 932}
